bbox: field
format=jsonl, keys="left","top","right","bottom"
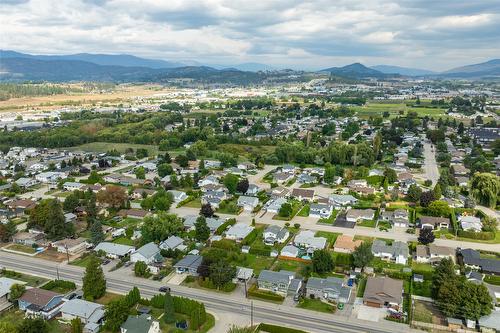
{"left": 64, "top": 142, "right": 160, "bottom": 155}
{"left": 352, "top": 101, "right": 447, "bottom": 119}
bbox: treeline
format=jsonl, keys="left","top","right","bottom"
{"left": 0, "top": 83, "right": 112, "bottom": 101}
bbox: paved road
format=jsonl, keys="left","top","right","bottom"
{"left": 0, "top": 252, "right": 420, "bottom": 333}
{"left": 476, "top": 205, "right": 500, "bottom": 222}
{"left": 421, "top": 141, "right": 440, "bottom": 186}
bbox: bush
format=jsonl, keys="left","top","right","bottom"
{"left": 249, "top": 246, "right": 271, "bottom": 256}
{"left": 215, "top": 218, "right": 236, "bottom": 235}
{"left": 457, "top": 230, "right": 495, "bottom": 240}
{"left": 248, "top": 284, "right": 284, "bottom": 302}
{"left": 258, "top": 323, "right": 308, "bottom": 333}
{"left": 241, "top": 228, "right": 259, "bottom": 246}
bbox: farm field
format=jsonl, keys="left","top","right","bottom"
{"left": 352, "top": 101, "right": 448, "bottom": 118}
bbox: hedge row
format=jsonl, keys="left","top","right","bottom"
{"left": 457, "top": 230, "right": 495, "bottom": 240}
{"left": 258, "top": 323, "right": 308, "bottom": 333}
{"left": 41, "top": 279, "right": 76, "bottom": 291}
{"left": 249, "top": 246, "right": 271, "bottom": 256}
{"left": 241, "top": 228, "right": 260, "bottom": 246}
{"left": 215, "top": 218, "right": 236, "bottom": 235}
{"left": 248, "top": 285, "right": 284, "bottom": 302}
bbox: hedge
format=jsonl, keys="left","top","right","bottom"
{"left": 248, "top": 285, "right": 284, "bottom": 302}
{"left": 215, "top": 218, "right": 236, "bottom": 235}
{"left": 147, "top": 294, "right": 208, "bottom": 328}
{"left": 41, "top": 279, "right": 76, "bottom": 291}
{"left": 457, "top": 230, "right": 495, "bottom": 240}
{"left": 258, "top": 323, "right": 308, "bottom": 333}
{"left": 241, "top": 228, "right": 259, "bottom": 246}
{"left": 249, "top": 246, "right": 271, "bottom": 256}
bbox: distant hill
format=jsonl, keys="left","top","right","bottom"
{"left": 441, "top": 59, "right": 500, "bottom": 78}
{"left": 0, "top": 50, "right": 185, "bottom": 69}
{"left": 370, "top": 65, "right": 435, "bottom": 76}
{"left": 319, "top": 63, "right": 386, "bottom": 78}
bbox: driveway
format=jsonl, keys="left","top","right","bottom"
{"left": 333, "top": 213, "right": 355, "bottom": 229}
{"left": 166, "top": 273, "right": 187, "bottom": 285}
{"left": 356, "top": 305, "right": 386, "bottom": 322}
{"left": 419, "top": 141, "right": 440, "bottom": 186}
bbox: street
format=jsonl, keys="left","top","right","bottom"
{"left": 0, "top": 252, "right": 421, "bottom": 333}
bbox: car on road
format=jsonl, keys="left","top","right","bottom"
{"left": 159, "top": 286, "right": 171, "bottom": 293}
{"left": 102, "top": 259, "right": 111, "bottom": 265}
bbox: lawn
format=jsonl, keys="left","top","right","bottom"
{"left": 216, "top": 198, "right": 242, "bottom": 215}
{"left": 0, "top": 270, "right": 48, "bottom": 287}
{"left": 272, "top": 200, "right": 303, "bottom": 221}
{"left": 317, "top": 210, "right": 338, "bottom": 224}
{"left": 352, "top": 101, "right": 447, "bottom": 119}
{"left": 232, "top": 254, "right": 275, "bottom": 275}
{"left": 95, "top": 292, "right": 123, "bottom": 305}
{"left": 113, "top": 236, "right": 135, "bottom": 246}
{"left": 315, "top": 231, "right": 341, "bottom": 248}
{"left": 182, "top": 276, "right": 236, "bottom": 293}
{"left": 272, "top": 259, "right": 309, "bottom": 275}
{"left": 297, "top": 298, "right": 335, "bottom": 313}
{"left": 70, "top": 253, "right": 98, "bottom": 268}
{"left": 412, "top": 281, "right": 433, "bottom": 298}
{"left": 356, "top": 277, "right": 367, "bottom": 297}
{"left": 297, "top": 204, "right": 310, "bottom": 217}
{"left": 357, "top": 219, "right": 376, "bottom": 228}
{"left": 0, "top": 309, "right": 69, "bottom": 333}
{"left": 5, "top": 244, "right": 37, "bottom": 254}
{"left": 64, "top": 142, "right": 160, "bottom": 155}
{"left": 413, "top": 301, "right": 434, "bottom": 323}
{"left": 181, "top": 197, "right": 201, "bottom": 208}
{"left": 484, "top": 274, "right": 500, "bottom": 286}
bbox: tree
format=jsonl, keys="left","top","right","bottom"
{"left": 433, "top": 184, "right": 442, "bottom": 199}
{"left": 426, "top": 200, "right": 451, "bottom": 217}
{"left": 63, "top": 192, "right": 80, "bottom": 212}
{"left": 97, "top": 185, "right": 127, "bottom": 209}
{"left": 9, "top": 283, "right": 25, "bottom": 300}
{"left": 223, "top": 174, "right": 239, "bottom": 194}
{"left": 470, "top": 173, "right": 500, "bottom": 208}
{"left": 406, "top": 184, "right": 422, "bottom": 202}
{"left": 158, "top": 163, "right": 173, "bottom": 178}
{"left": 227, "top": 326, "right": 256, "bottom": 333}
{"left": 383, "top": 168, "right": 397, "bottom": 184}
{"left": 134, "top": 261, "right": 151, "bottom": 278}
{"left": 312, "top": 249, "right": 334, "bottom": 274}
{"left": 124, "top": 287, "right": 141, "bottom": 307}
{"left": 195, "top": 216, "right": 210, "bottom": 242}
{"left": 71, "top": 318, "right": 83, "bottom": 333}
{"left": 209, "top": 260, "right": 237, "bottom": 290}
{"left": 0, "top": 322, "right": 17, "bottom": 333}
{"left": 18, "top": 318, "right": 48, "bottom": 333}
{"left": 200, "top": 203, "right": 214, "bottom": 218}
{"left": 90, "top": 220, "right": 105, "bottom": 245}
{"left": 164, "top": 292, "right": 176, "bottom": 324}
{"left": 418, "top": 228, "right": 435, "bottom": 245}
{"left": 141, "top": 212, "right": 183, "bottom": 244}
{"left": 236, "top": 178, "right": 249, "bottom": 194}
{"left": 323, "top": 163, "right": 335, "bottom": 184}
{"left": 0, "top": 220, "right": 17, "bottom": 243}
{"left": 104, "top": 298, "right": 129, "bottom": 332}
{"left": 419, "top": 191, "right": 435, "bottom": 207}
{"left": 352, "top": 242, "right": 373, "bottom": 268}
{"left": 278, "top": 203, "right": 292, "bottom": 218}
{"left": 29, "top": 199, "right": 73, "bottom": 240}
{"left": 82, "top": 254, "right": 106, "bottom": 300}
{"left": 432, "top": 258, "right": 456, "bottom": 297}
{"left": 174, "top": 154, "right": 189, "bottom": 167}
{"left": 135, "top": 166, "right": 146, "bottom": 180}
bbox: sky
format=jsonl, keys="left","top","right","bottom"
{"left": 1, "top": 0, "right": 499, "bottom": 71}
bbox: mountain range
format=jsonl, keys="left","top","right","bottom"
{"left": 1, "top": 50, "right": 499, "bottom": 82}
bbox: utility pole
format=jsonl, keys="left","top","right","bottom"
{"left": 250, "top": 301, "right": 254, "bottom": 327}
{"left": 56, "top": 266, "right": 60, "bottom": 280}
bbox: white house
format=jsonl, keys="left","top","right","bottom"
{"left": 94, "top": 242, "right": 135, "bottom": 259}
{"left": 309, "top": 203, "right": 333, "bottom": 218}
{"left": 371, "top": 240, "right": 409, "bottom": 265}
{"left": 237, "top": 196, "right": 259, "bottom": 211}
{"left": 167, "top": 190, "right": 188, "bottom": 203}
{"left": 263, "top": 225, "right": 289, "bottom": 245}
{"left": 130, "top": 242, "right": 162, "bottom": 265}
{"left": 35, "top": 171, "right": 65, "bottom": 183}
{"left": 225, "top": 223, "right": 254, "bottom": 242}
{"left": 280, "top": 245, "right": 300, "bottom": 258}
{"left": 459, "top": 215, "right": 482, "bottom": 232}
{"left": 15, "top": 177, "right": 38, "bottom": 189}
{"left": 63, "top": 182, "right": 87, "bottom": 192}
{"left": 294, "top": 230, "right": 327, "bottom": 253}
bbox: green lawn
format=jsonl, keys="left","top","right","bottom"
{"left": 317, "top": 210, "right": 338, "bottom": 224}
{"left": 356, "top": 277, "right": 367, "bottom": 297}
{"left": 70, "top": 253, "right": 98, "bottom": 268}
{"left": 216, "top": 198, "right": 242, "bottom": 215}
{"left": 315, "top": 231, "right": 341, "bottom": 247}
{"left": 357, "top": 219, "right": 376, "bottom": 228}
{"left": 352, "top": 101, "right": 447, "bottom": 119}
{"left": 297, "top": 298, "right": 335, "bottom": 313}
{"left": 0, "top": 270, "right": 48, "bottom": 287}
{"left": 412, "top": 281, "right": 432, "bottom": 298}
{"left": 484, "top": 274, "right": 500, "bottom": 286}
{"left": 272, "top": 200, "right": 303, "bottom": 221}
{"left": 413, "top": 301, "right": 434, "bottom": 323}
{"left": 64, "top": 142, "right": 160, "bottom": 155}
{"left": 5, "top": 244, "right": 36, "bottom": 254}
{"left": 297, "top": 204, "right": 310, "bottom": 217}
{"left": 232, "top": 254, "right": 275, "bottom": 275}
{"left": 272, "top": 259, "right": 308, "bottom": 275}
{"left": 180, "top": 197, "right": 201, "bottom": 208}
{"left": 113, "top": 236, "right": 135, "bottom": 246}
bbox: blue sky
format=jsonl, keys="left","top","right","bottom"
{"left": 1, "top": 0, "right": 499, "bottom": 70}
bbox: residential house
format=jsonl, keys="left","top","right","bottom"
{"left": 297, "top": 173, "right": 316, "bottom": 184}
{"left": 60, "top": 299, "right": 105, "bottom": 333}
{"left": 198, "top": 175, "right": 219, "bottom": 187}
{"left": 371, "top": 240, "right": 409, "bottom": 265}
{"left": 167, "top": 190, "right": 187, "bottom": 203}
{"left": 237, "top": 162, "right": 255, "bottom": 171}
{"left": 121, "top": 314, "right": 161, "bottom": 333}
{"left": 0, "top": 277, "right": 26, "bottom": 312}
{"left": 329, "top": 194, "right": 357, "bottom": 209}
{"left": 160, "top": 236, "right": 187, "bottom": 252}
{"left": 419, "top": 216, "right": 450, "bottom": 230}
{"left": 273, "top": 172, "right": 293, "bottom": 184}
{"left": 459, "top": 249, "right": 500, "bottom": 275}
{"left": 257, "top": 270, "right": 302, "bottom": 296}
{"left": 451, "top": 164, "right": 470, "bottom": 177}
{"left": 379, "top": 209, "right": 409, "bottom": 227}
{"left": 12, "top": 231, "right": 44, "bottom": 247}
{"left": 263, "top": 225, "right": 289, "bottom": 245}
{"left": 478, "top": 310, "right": 500, "bottom": 333}
{"left": 225, "top": 223, "right": 254, "bottom": 242}
{"left": 265, "top": 197, "right": 287, "bottom": 213}
{"left": 415, "top": 244, "right": 455, "bottom": 264}
{"left": 309, "top": 203, "right": 333, "bottom": 219}
{"left": 280, "top": 245, "right": 300, "bottom": 258}
{"left": 130, "top": 188, "right": 156, "bottom": 200}
{"left": 333, "top": 235, "right": 362, "bottom": 254}
{"left": 346, "top": 209, "right": 375, "bottom": 223}
{"left": 18, "top": 288, "right": 64, "bottom": 319}
{"left": 15, "top": 177, "right": 38, "bottom": 189}
{"left": 459, "top": 215, "right": 482, "bottom": 232}
{"left": 294, "top": 230, "right": 327, "bottom": 254}
{"left": 94, "top": 242, "right": 135, "bottom": 259}
{"left": 245, "top": 184, "right": 260, "bottom": 196}
{"left": 35, "top": 171, "right": 65, "bottom": 183}
{"left": 117, "top": 209, "right": 149, "bottom": 219}
{"left": 363, "top": 277, "right": 403, "bottom": 310}
{"left": 173, "top": 255, "right": 203, "bottom": 275}
{"left": 291, "top": 188, "right": 315, "bottom": 202}
{"left": 268, "top": 186, "right": 290, "bottom": 199}
{"left": 131, "top": 242, "right": 162, "bottom": 265}
{"left": 63, "top": 182, "right": 87, "bottom": 192}
{"left": 51, "top": 238, "right": 87, "bottom": 256}
{"left": 237, "top": 196, "right": 259, "bottom": 212}
{"left": 306, "top": 277, "right": 351, "bottom": 303}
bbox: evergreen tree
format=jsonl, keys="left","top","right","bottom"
{"left": 90, "top": 220, "right": 105, "bottom": 245}
{"left": 195, "top": 216, "right": 210, "bottom": 242}
{"left": 82, "top": 255, "right": 106, "bottom": 300}
{"left": 433, "top": 184, "right": 442, "bottom": 199}
{"left": 71, "top": 318, "right": 83, "bottom": 333}
{"left": 164, "top": 292, "right": 176, "bottom": 324}
{"left": 104, "top": 298, "right": 129, "bottom": 332}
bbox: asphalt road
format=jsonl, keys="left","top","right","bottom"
{"left": 421, "top": 141, "right": 440, "bottom": 186}
{"left": 0, "top": 252, "right": 419, "bottom": 333}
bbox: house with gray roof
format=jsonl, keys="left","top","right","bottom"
{"left": 121, "top": 314, "right": 161, "bottom": 333}
{"left": 346, "top": 209, "right": 375, "bottom": 223}
{"left": 60, "top": 299, "right": 104, "bottom": 332}
{"left": 225, "top": 223, "right": 254, "bottom": 242}
{"left": 173, "top": 255, "right": 203, "bottom": 275}
{"left": 309, "top": 203, "right": 333, "bottom": 218}
{"left": 257, "top": 270, "right": 302, "bottom": 296}
{"left": 263, "top": 225, "right": 289, "bottom": 245}
{"left": 159, "top": 236, "right": 186, "bottom": 252}
{"left": 363, "top": 277, "right": 403, "bottom": 310}
{"left": 95, "top": 242, "right": 135, "bottom": 259}
{"left": 166, "top": 190, "right": 187, "bottom": 203}
{"left": 294, "top": 230, "right": 327, "bottom": 254}
{"left": 237, "top": 196, "right": 259, "bottom": 211}
{"left": 371, "top": 239, "right": 409, "bottom": 265}
{"left": 265, "top": 197, "right": 287, "bottom": 213}
{"left": 379, "top": 209, "right": 409, "bottom": 227}
{"left": 329, "top": 194, "right": 357, "bottom": 209}
{"left": 306, "top": 277, "right": 351, "bottom": 303}
{"left": 130, "top": 242, "right": 163, "bottom": 265}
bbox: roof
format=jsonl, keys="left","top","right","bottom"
{"left": 363, "top": 277, "right": 403, "bottom": 305}
{"left": 18, "top": 288, "right": 61, "bottom": 307}
{"left": 372, "top": 239, "right": 409, "bottom": 258}
{"left": 346, "top": 209, "right": 375, "bottom": 220}
{"left": 258, "top": 270, "right": 294, "bottom": 284}
{"left": 160, "top": 236, "right": 184, "bottom": 250}
{"left": 118, "top": 209, "right": 148, "bottom": 218}
{"left": 281, "top": 245, "right": 299, "bottom": 256}
{"left": 237, "top": 196, "right": 259, "bottom": 206}
{"left": 294, "top": 230, "right": 327, "bottom": 249}
{"left": 479, "top": 310, "right": 500, "bottom": 330}
{"left": 121, "top": 314, "right": 156, "bottom": 333}
{"left": 60, "top": 299, "right": 104, "bottom": 322}
{"left": 135, "top": 242, "right": 161, "bottom": 259}
{"left": 329, "top": 194, "right": 357, "bottom": 204}
{"left": 226, "top": 223, "right": 254, "bottom": 238}
{"left": 174, "top": 255, "right": 203, "bottom": 269}
{"left": 307, "top": 277, "right": 343, "bottom": 291}
{"left": 419, "top": 216, "right": 449, "bottom": 226}
{"left": 291, "top": 188, "right": 315, "bottom": 198}
{"left": 0, "top": 277, "right": 26, "bottom": 298}
{"left": 95, "top": 242, "right": 135, "bottom": 256}
{"left": 236, "top": 267, "right": 254, "bottom": 280}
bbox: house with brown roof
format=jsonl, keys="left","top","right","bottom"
{"left": 6, "top": 199, "right": 36, "bottom": 216}
{"left": 12, "top": 231, "right": 44, "bottom": 247}
{"left": 419, "top": 216, "right": 450, "bottom": 230}
{"left": 51, "top": 237, "right": 88, "bottom": 256}
{"left": 291, "top": 188, "right": 315, "bottom": 202}
{"left": 415, "top": 244, "right": 455, "bottom": 264}
{"left": 333, "top": 235, "right": 362, "bottom": 254}
{"left": 18, "top": 288, "right": 64, "bottom": 319}
{"left": 117, "top": 209, "right": 149, "bottom": 219}
{"left": 363, "top": 277, "right": 403, "bottom": 310}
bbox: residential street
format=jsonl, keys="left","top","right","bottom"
{"left": 0, "top": 252, "right": 421, "bottom": 333}
{"left": 420, "top": 140, "right": 440, "bottom": 186}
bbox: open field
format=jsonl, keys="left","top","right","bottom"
{"left": 352, "top": 102, "right": 448, "bottom": 119}
{"left": 0, "top": 84, "right": 172, "bottom": 112}
{"left": 64, "top": 142, "right": 160, "bottom": 154}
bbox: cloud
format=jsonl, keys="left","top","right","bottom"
{"left": 0, "top": 0, "right": 498, "bottom": 71}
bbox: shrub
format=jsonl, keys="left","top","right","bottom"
{"left": 258, "top": 323, "right": 308, "bottom": 333}
{"left": 248, "top": 284, "right": 284, "bottom": 302}
{"left": 457, "top": 230, "right": 495, "bottom": 240}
